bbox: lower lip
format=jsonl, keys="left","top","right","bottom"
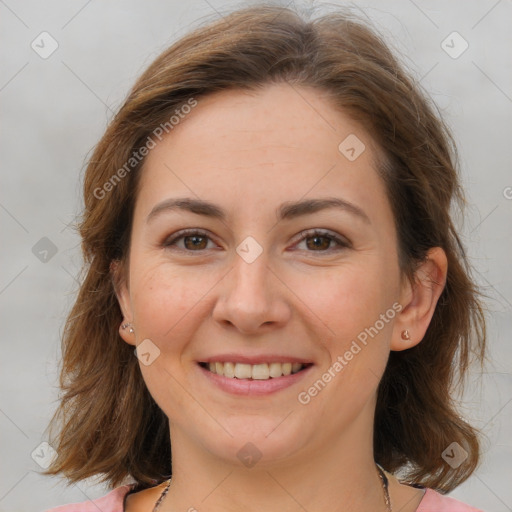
{"left": 197, "top": 363, "right": 313, "bottom": 396}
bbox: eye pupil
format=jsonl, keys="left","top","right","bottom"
{"left": 306, "top": 235, "right": 330, "bottom": 250}
{"left": 184, "top": 235, "right": 207, "bottom": 250}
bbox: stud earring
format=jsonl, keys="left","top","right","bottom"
{"left": 401, "top": 329, "right": 410, "bottom": 341}
{"left": 122, "top": 322, "right": 134, "bottom": 334}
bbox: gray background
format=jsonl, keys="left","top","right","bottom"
{"left": 1, "top": 1, "right": 511, "bottom": 511}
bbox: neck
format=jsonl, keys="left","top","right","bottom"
{"left": 161, "top": 406, "right": 388, "bottom": 512}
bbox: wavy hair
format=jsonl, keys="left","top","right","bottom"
{"left": 43, "top": 3, "right": 486, "bottom": 494}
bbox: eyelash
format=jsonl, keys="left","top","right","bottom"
{"left": 162, "top": 228, "right": 350, "bottom": 255}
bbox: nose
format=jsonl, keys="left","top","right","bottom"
{"left": 211, "top": 250, "right": 291, "bottom": 334}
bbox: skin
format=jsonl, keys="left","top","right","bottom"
{"left": 114, "top": 83, "right": 447, "bottom": 512}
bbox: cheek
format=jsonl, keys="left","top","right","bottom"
{"left": 290, "top": 260, "right": 396, "bottom": 395}
{"left": 130, "top": 265, "right": 207, "bottom": 411}
{"left": 295, "top": 270, "right": 394, "bottom": 431}
{"left": 290, "top": 260, "right": 395, "bottom": 338}
{"left": 130, "top": 262, "right": 216, "bottom": 343}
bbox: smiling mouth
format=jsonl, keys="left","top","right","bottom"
{"left": 198, "top": 361, "right": 313, "bottom": 380}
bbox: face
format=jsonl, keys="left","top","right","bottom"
{"left": 116, "top": 83, "right": 409, "bottom": 469}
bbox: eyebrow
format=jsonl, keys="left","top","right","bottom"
{"left": 146, "top": 196, "right": 371, "bottom": 225}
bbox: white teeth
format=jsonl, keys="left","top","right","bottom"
{"left": 291, "top": 362, "right": 302, "bottom": 373}
{"left": 205, "top": 361, "right": 306, "bottom": 379}
{"left": 282, "top": 362, "right": 292, "bottom": 376}
{"left": 268, "top": 362, "right": 283, "bottom": 378}
{"left": 215, "top": 361, "right": 224, "bottom": 376}
{"left": 234, "top": 363, "right": 252, "bottom": 379}
{"left": 251, "top": 363, "right": 269, "bottom": 380}
{"left": 223, "top": 361, "right": 235, "bottom": 378}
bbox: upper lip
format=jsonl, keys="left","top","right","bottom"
{"left": 199, "top": 354, "right": 314, "bottom": 365}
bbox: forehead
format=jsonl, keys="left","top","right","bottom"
{"left": 135, "top": 83, "right": 391, "bottom": 226}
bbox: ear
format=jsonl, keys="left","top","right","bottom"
{"left": 110, "top": 259, "right": 136, "bottom": 346}
{"left": 391, "top": 247, "right": 448, "bottom": 351}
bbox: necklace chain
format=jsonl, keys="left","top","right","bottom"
{"left": 152, "top": 478, "right": 171, "bottom": 512}
{"left": 152, "top": 463, "right": 391, "bottom": 512}
{"left": 376, "top": 463, "right": 392, "bottom": 511}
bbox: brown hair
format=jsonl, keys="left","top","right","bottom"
{"left": 43, "top": 3, "right": 486, "bottom": 494}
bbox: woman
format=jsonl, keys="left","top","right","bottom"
{"left": 43, "top": 4, "right": 487, "bottom": 511}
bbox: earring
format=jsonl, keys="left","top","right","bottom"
{"left": 401, "top": 329, "right": 410, "bottom": 341}
{"left": 122, "top": 322, "right": 134, "bottom": 334}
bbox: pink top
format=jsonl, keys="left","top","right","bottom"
{"left": 43, "top": 484, "right": 485, "bottom": 512}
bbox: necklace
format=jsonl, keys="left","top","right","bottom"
{"left": 376, "top": 463, "right": 392, "bottom": 511}
{"left": 152, "top": 479, "right": 171, "bottom": 512}
{"left": 152, "top": 463, "right": 391, "bottom": 511}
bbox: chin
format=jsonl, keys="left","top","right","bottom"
{"left": 203, "top": 416, "right": 307, "bottom": 468}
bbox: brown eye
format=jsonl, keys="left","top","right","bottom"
{"left": 182, "top": 234, "right": 208, "bottom": 250}
{"left": 305, "top": 234, "right": 331, "bottom": 251}
{"left": 295, "top": 229, "right": 350, "bottom": 253}
{"left": 163, "top": 230, "right": 215, "bottom": 252}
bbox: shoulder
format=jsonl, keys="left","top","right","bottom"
{"left": 417, "top": 488, "right": 485, "bottom": 512}
{"left": 43, "top": 484, "right": 134, "bottom": 512}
